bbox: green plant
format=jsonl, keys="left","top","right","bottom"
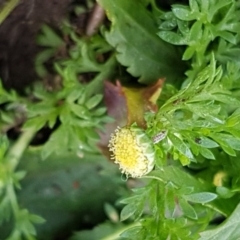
{"left": 2, "top": 0, "right": 240, "bottom": 239}
{"left": 0, "top": 20, "right": 117, "bottom": 238}
{"left": 96, "top": 0, "right": 240, "bottom": 239}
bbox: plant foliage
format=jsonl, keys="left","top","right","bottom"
{"left": 2, "top": 0, "right": 240, "bottom": 239}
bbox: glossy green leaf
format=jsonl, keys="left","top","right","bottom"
{"left": 212, "top": 94, "right": 240, "bottom": 106}
{"left": 200, "top": 148, "right": 215, "bottom": 160}
{"left": 159, "top": 19, "right": 177, "bottom": 30}
{"left": 158, "top": 31, "right": 187, "bottom": 45}
{"left": 177, "top": 20, "right": 190, "bottom": 35}
{"left": 172, "top": 5, "right": 197, "bottom": 21}
{"left": 168, "top": 133, "right": 194, "bottom": 160}
{"left": 98, "top": 0, "right": 185, "bottom": 83}
{"left": 196, "top": 137, "right": 219, "bottom": 148}
{"left": 218, "top": 134, "right": 240, "bottom": 151}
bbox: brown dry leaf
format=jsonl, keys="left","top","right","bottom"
{"left": 98, "top": 79, "right": 164, "bottom": 153}
{"left": 123, "top": 79, "right": 164, "bottom": 127}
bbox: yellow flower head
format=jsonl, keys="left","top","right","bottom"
{"left": 108, "top": 126, "right": 155, "bottom": 178}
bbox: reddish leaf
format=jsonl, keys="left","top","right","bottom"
{"left": 98, "top": 79, "right": 164, "bottom": 153}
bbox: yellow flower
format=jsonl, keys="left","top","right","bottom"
{"left": 108, "top": 126, "right": 155, "bottom": 178}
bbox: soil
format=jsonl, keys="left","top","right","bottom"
{"left": 0, "top": 0, "right": 74, "bottom": 92}
{"left": 0, "top": 0, "right": 186, "bottom": 93}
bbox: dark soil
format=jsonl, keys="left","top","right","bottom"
{"left": 0, "top": 0, "right": 72, "bottom": 92}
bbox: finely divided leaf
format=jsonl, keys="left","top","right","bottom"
{"left": 98, "top": 0, "right": 185, "bottom": 83}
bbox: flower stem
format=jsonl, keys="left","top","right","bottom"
{"left": 0, "top": 0, "right": 19, "bottom": 25}
{"left": 6, "top": 127, "right": 37, "bottom": 171}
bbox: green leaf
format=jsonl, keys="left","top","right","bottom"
{"left": 23, "top": 117, "right": 46, "bottom": 131}
{"left": 70, "top": 222, "right": 125, "bottom": 240}
{"left": 217, "top": 31, "right": 236, "bottom": 44}
{"left": 172, "top": 5, "right": 198, "bottom": 21}
{"left": 183, "top": 192, "right": 217, "bottom": 204}
{"left": 98, "top": 0, "right": 185, "bottom": 83}
{"left": 165, "top": 182, "right": 177, "bottom": 218}
{"left": 182, "top": 46, "right": 195, "bottom": 60}
{"left": 69, "top": 103, "right": 91, "bottom": 120}
{"left": 92, "top": 107, "right": 106, "bottom": 116}
{"left": 35, "top": 49, "right": 56, "bottom": 77}
{"left": 41, "top": 125, "right": 75, "bottom": 159}
{"left": 216, "top": 186, "right": 234, "bottom": 199}
{"left": 120, "top": 203, "right": 137, "bottom": 221}
{"left": 179, "top": 198, "right": 197, "bottom": 220}
{"left": 0, "top": 0, "right": 19, "bottom": 25}
{"left": 196, "top": 137, "right": 219, "bottom": 148}
{"left": 199, "top": 147, "right": 215, "bottom": 160}
{"left": 13, "top": 171, "right": 27, "bottom": 188}
{"left": 168, "top": 133, "right": 193, "bottom": 160}
{"left": 189, "top": 21, "right": 202, "bottom": 42}
{"left": 215, "top": 134, "right": 240, "bottom": 151}
{"left": 227, "top": 110, "right": 240, "bottom": 127}
{"left": 159, "top": 19, "right": 177, "bottom": 31}
{"left": 85, "top": 94, "right": 103, "bottom": 109}
{"left": 27, "top": 103, "right": 56, "bottom": 118}
{"left": 212, "top": 94, "right": 240, "bottom": 106}
{"left": 0, "top": 135, "right": 9, "bottom": 159}
{"left": 37, "top": 24, "right": 64, "bottom": 48}
{"left": 177, "top": 20, "right": 190, "bottom": 35}
{"left": 66, "top": 88, "right": 84, "bottom": 103}
{"left": 210, "top": 134, "right": 238, "bottom": 156}
{"left": 158, "top": 31, "right": 187, "bottom": 45}
{"left": 144, "top": 166, "right": 209, "bottom": 193}
{"left": 120, "top": 226, "right": 143, "bottom": 238}
{"left": 186, "top": 103, "right": 223, "bottom": 124}
{"left": 189, "top": 0, "right": 199, "bottom": 12}
{"left": 199, "top": 203, "right": 240, "bottom": 240}
{"left": 0, "top": 195, "right": 11, "bottom": 224}
{"left": 104, "top": 203, "right": 119, "bottom": 223}
{"left": 191, "top": 57, "right": 216, "bottom": 88}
